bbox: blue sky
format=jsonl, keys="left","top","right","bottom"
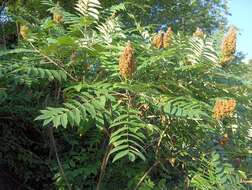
{"left": 228, "top": 0, "right": 252, "bottom": 61}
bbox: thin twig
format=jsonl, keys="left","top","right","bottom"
{"left": 242, "top": 179, "right": 252, "bottom": 184}
{"left": 96, "top": 143, "right": 113, "bottom": 190}
{"left": 1, "top": 24, "right": 7, "bottom": 49}
{"left": 28, "top": 41, "right": 78, "bottom": 82}
{"left": 112, "top": 91, "right": 128, "bottom": 98}
{"left": 134, "top": 161, "right": 160, "bottom": 190}
{"left": 16, "top": 22, "right": 19, "bottom": 46}
{"left": 48, "top": 126, "right": 72, "bottom": 190}
{"left": 44, "top": 85, "right": 71, "bottom": 190}
{"left": 155, "top": 124, "right": 170, "bottom": 157}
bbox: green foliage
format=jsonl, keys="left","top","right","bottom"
{"left": 162, "top": 97, "right": 210, "bottom": 120}
{"left": 191, "top": 152, "right": 246, "bottom": 190}
{"left": 109, "top": 109, "right": 147, "bottom": 163}
{"left": 35, "top": 82, "right": 111, "bottom": 128}
{"left": 27, "top": 67, "right": 67, "bottom": 81}
{"left": 187, "top": 37, "right": 218, "bottom": 65}
{"left": 75, "top": 0, "right": 101, "bottom": 20}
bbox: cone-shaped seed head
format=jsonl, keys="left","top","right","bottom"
{"left": 213, "top": 99, "right": 236, "bottom": 120}
{"left": 20, "top": 25, "right": 29, "bottom": 40}
{"left": 53, "top": 2, "right": 64, "bottom": 24}
{"left": 193, "top": 27, "right": 204, "bottom": 39}
{"left": 152, "top": 32, "right": 164, "bottom": 49}
{"left": 221, "top": 27, "right": 237, "bottom": 65}
{"left": 53, "top": 13, "right": 64, "bottom": 24}
{"left": 119, "top": 41, "right": 135, "bottom": 79}
{"left": 219, "top": 133, "right": 229, "bottom": 146}
{"left": 70, "top": 51, "right": 77, "bottom": 63}
{"left": 163, "top": 27, "right": 173, "bottom": 48}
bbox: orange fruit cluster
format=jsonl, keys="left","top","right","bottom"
{"left": 163, "top": 27, "right": 173, "bottom": 48}
{"left": 20, "top": 25, "right": 29, "bottom": 40}
{"left": 152, "top": 32, "right": 164, "bottom": 49}
{"left": 53, "top": 2, "right": 64, "bottom": 24}
{"left": 53, "top": 12, "right": 64, "bottom": 24}
{"left": 193, "top": 27, "right": 204, "bottom": 39}
{"left": 119, "top": 41, "right": 135, "bottom": 79}
{"left": 221, "top": 27, "right": 237, "bottom": 66}
{"left": 70, "top": 50, "right": 77, "bottom": 63}
{"left": 152, "top": 27, "right": 173, "bottom": 49}
{"left": 213, "top": 99, "right": 237, "bottom": 120}
{"left": 219, "top": 133, "right": 229, "bottom": 146}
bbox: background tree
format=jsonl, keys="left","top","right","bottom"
{"left": 4, "top": 0, "right": 229, "bottom": 30}
{"left": 99, "top": 0, "right": 229, "bottom": 33}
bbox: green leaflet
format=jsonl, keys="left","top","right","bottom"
{"left": 0, "top": 49, "right": 34, "bottom": 57}
{"left": 163, "top": 97, "right": 210, "bottom": 120}
{"left": 109, "top": 111, "right": 146, "bottom": 163}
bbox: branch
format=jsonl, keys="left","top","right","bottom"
{"left": 134, "top": 161, "right": 160, "bottom": 190}
{"left": 48, "top": 126, "right": 72, "bottom": 190}
{"left": 242, "top": 179, "right": 252, "bottom": 184}
{"left": 45, "top": 86, "right": 71, "bottom": 190}
{"left": 96, "top": 143, "right": 113, "bottom": 190}
{"left": 28, "top": 41, "right": 78, "bottom": 82}
{"left": 155, "top": 123, "right": 170, "bottom": 158}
